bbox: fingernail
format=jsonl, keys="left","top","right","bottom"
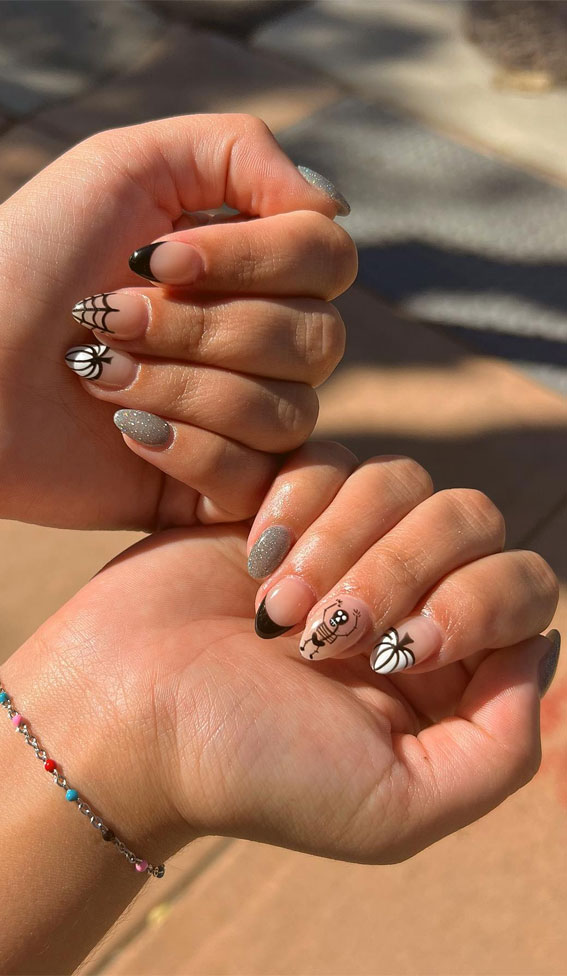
{"left": 539, "top": 629, "right": 561, "bottom": 697}
{"left": 255, "top": 576, "right": 314, "bottom": 640}
{"left": 64, "top": 343, "right": 137, "bottom": 387}
{"left": 297, "top": 165, "right": 350, "bottom": 216}
{"left": 248, "top": 526, "right": 293, "bottom": 580}
{"left": 129, "top": 241, "right": 205, "bottom": 284}
{"left": 370, "top": 616, "right": 443, "bottom": 674}
{"left": 113, "top": 409, "right": 172, "bottom": 447}
{"left": 299, "top": 595, "right": 371, "bottom": 661}
{"left": 72, "top": 292, "right": 148, "bottom": 339}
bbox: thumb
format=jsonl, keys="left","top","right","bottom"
{"left": 402, "top": 632, "right": 560, "bottom": 855}
{"left": 93, "top": 113, "right": 349, "bottom": 219}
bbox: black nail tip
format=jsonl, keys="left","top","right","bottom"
{"left": 128, "top": 242, "right": 162, "bottom": 282}
{"left": 254, "top": 599, "right": 293, "bottom": 640}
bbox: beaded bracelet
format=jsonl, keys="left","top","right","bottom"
{"left": 0, "top": 681, "right": 165, "bottom": 878}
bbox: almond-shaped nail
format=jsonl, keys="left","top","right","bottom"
{"left": 297, "top": 165, "right": 350, "bottom": 216}
{"left": 64, "top": 343, "right": 137, "bottom": 387}
{"left": 248, "top": 526, "right": 293, "bottom": 580}
{"left": 129, "top": 241, "right": 205, "bottom": 284}
{"left": 370, "top": 616, "right": 443, "bottom": 674}
{"left": 72, "top": 292, "right": 148, "bottom": 339}
{"left": 114, "top": 409, "right": 172, "bottom": 447}
{"left": 299, "top": 595, "right": 371, "bottom": 660}
{"left": 539, "top": 629, "right": 561, "bottom": 697}
{"left": 255, "top": 576, "right": 314, "bottom": 640}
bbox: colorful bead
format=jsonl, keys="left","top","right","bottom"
{"left": 11, "top": 713, "right": 22, "bottom": 727}
{"left": 44, "top": 759, "right": 56, "bottom": 772}
{"left": 0, "top": 692, "right": 8, "bottom": 703}
{"left": 66, "top": 789, "right": 78, "bottom": 802}
{"left": 101, "top": 827, "right": 115, "bottom": 842}
{"left": 135, "top": 859, "right": 148, "bottom": 873}
{"left": 156, "top": 865, "right": 165, "bottom": 878}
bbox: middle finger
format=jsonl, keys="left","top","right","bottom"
{"left": 70, "top": 291, "right": 346, "bottom": 386}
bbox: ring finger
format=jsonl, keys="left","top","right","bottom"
{"left": 64, "top": 341, "right": 318, "bottom": 452}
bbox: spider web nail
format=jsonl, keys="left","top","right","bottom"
{"left": 72, "top": 293, "right": 117, "bottom": 333}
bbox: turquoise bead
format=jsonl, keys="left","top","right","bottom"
{"left": 0, "top": 692, "right": 7, "bottom": 703}
{"left": 65, "top": 789, "right": 78, "bottom": 802}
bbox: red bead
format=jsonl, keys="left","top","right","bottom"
{"left": 44, "top": 759, "right": 56, "bottom": 772}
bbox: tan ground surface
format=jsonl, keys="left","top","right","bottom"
{"left": 0, "top": 3, "right": 565, "bottom": 974}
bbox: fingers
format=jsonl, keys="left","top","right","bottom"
{"left": 251, "top": 455, "right": 557, "bottom": 682}
{"left": 254, "top": 483, "right": 495, "bottom": 645}
{"left": 112, "top": 410, "right": 279, "bottom": 521}
{"left": 71, "top": 291, "right": 346, "bottom": 386}
{"left": 295, "top": 488, "right": 505, "bottom": 660}
{"left": 247, "top": 441, "right": 359, "bottom": 579}
{"left": 126, "top": 211, "right": 358, "bottom": 298}
{"left": 387, "top": 634, "right": 556, "bottom": 860}
{"left": 252, "top": 456, "right": 435, "bottom": 638}
{"left": 64, "top": 343, "right": 319, "bottom": 453}
{"left": 369, "top": 548, "right": 558, "bottom": 676}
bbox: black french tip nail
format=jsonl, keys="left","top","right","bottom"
{"left": 254, "top": 599, "right": 293, "bottom": 640}
{"left": 128, "top": 242, "right": 162, "bottom": 282}
{"left": 539, "top": 629, "right": 561, "bottom": 697}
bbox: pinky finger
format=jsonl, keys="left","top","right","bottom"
{"left": 113, "top": 409, "right": 279, "bottom": 522}
{"left": 390, "top": 633, "right": 559, "bottom": 860}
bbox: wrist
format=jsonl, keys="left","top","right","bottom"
{"left": 0, "top": 631, "right": 193, "bottom": 872}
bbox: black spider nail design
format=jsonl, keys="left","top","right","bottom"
{"left": 65, "top": 343, "right": 113, "bottom": 381}
{"left": 72, "top": 293, "right": 118, "bottom": 333}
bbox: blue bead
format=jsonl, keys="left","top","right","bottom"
{"left": 0, "top": 692, "right": 7, "bottom": 703}
{"left": 66, "top": 789, "right": 78, "bottom": 802}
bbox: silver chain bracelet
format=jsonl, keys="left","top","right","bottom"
{"left": 0, "top": 681, "right": 165, "bottom": 878}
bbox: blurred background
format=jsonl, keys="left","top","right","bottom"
{"left": 0, "top": 1, "right": 566, "bottom": 973}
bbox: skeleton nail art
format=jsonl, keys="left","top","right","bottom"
{"left": 299, "top": 596, "right": 371, "bottom": 661}
{"left": 72, "top": 292, "right": 148, "bottom": 338}
{"left": 64, "top": 343, "right": 137, "bottom": 387}
{"left": 370, "top": 616, "right": 443, "bottom": 674}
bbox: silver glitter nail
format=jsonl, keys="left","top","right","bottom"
{"left": 113, "top": 409, "right": 171, "bottom": 446}
{"left": 247, "top": 525, "right": 293, "bottom": 580}
{"left": 297, "top": 165, "right": 350, "bottom": 216}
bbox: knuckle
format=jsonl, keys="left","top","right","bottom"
{"left": 300, "top": 304, "right": 346, "bottom": 382}
{"left": 438, "top": 488, "right": 506, "bottom": 548}
{"left": 507, "top": 738, "right": 542, "bottom": 792}
{"left": 328, "top": 221, "right": 359, "bottom": 294}
{"left": 293, "top": 211, "right": 358, "bottom": 297}
{"left": 276, "top": 386, "right": 319, "bottom": 446}
{"left": 516, "top": 550, "right": 559, "bottom": 615}
{"left": 385, "top": 457, "right": 434, "bottom": 505}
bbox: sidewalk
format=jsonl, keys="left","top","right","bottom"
{"left": 0, "top": 3, "right": 565, "bottom": 974}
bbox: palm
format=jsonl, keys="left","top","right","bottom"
{"left": 49, "top": 525, "right": 477, "bottom": 863}
{"left": 0, "top": 148, "right": 192, "bottom": 529}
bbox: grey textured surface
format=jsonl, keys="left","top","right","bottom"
{"left": 0, "top": 0, "right": 164, "bottom": 115}
{"left": 279, "top": 97, "right": 567, "bottom": 394}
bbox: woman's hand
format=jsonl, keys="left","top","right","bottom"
{"left": 3, "top": 446, "right": 558, "bottom": 880}
{"left": 0, "top": 114, "right": 356, "bottom": 529}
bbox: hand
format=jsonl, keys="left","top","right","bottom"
{"left": 0, "top": 114, "right": 356, "bottom": 529}
{"left": 3, "top": 445, "right": 558, "bottom": 873}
